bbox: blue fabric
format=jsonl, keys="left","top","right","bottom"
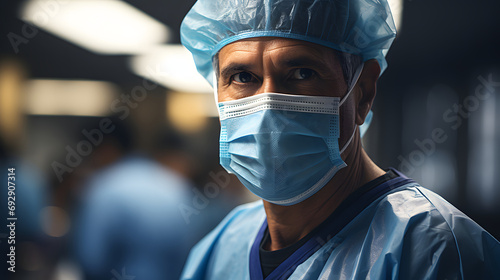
{"left": 181, "top": 0, "right": 397, "bottom": 86}
{"left": 75, "top": 156, "right": 195, "bottom": 280}
{"left": 219, "top": 93, "right": 347, "bottom": 205}
{"left": 250, "top": 171, "right": 415, "bottom": 280}
{"left": 0, "top": 160, "right": 47, "bottom": 238}
{"left": 180, "top": 172, "right": 500, "bottom": 279}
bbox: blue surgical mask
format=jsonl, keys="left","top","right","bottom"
{"left": 217, "top": 67, "right": 365, "bottom": 205}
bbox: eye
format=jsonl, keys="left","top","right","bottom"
{"left": 292, "top": 68, "right": 316, "bottom": 80}
{"left": 232, "top": 72, "right": 255, "bottom": 83}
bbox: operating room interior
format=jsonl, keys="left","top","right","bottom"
{"left": 0, "top": 0, "right": 499, "bottom": 279}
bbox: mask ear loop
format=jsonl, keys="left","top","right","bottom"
{"left": 339, "top": 64, "right": 364, "bottom": 107}
{"left": 340, "top": 126, "right": 357, "bottom": 154}
{"left": 338, "top": 64, "right": 364, "bottom": 154}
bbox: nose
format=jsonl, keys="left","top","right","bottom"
{"left": 259, "top": 76, "right": 285, "bottom": 94}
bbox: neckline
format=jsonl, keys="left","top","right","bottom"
{"left": 249, "top": 168, "right": 414, "bottom": 280}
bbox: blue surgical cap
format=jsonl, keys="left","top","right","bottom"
{"left": 181, "top": 0, "right": 397, "bottom": 86}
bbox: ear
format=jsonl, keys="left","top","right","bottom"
{"left": 355, "top": 59, "right": 380, "bottom": 126}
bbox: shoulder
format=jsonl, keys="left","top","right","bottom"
{"left": 84, "top": 156, "right": 191, "bottom": 203}
{"left": 367, "top": 183, "right": 500, "bottom": 279}
{"left": 221, "top": 200, "right": 266, "bottom": 227}
{"left": 197, "top": 199, "right": 265, "bottom": 248}
{"left": 181, "top": 200, "right": 265, "bottom": 280}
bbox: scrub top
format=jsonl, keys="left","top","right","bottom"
{"left": 75, "top": 156, "right": 195, "bottom": 280}
{"left": 181, "top": 169, "right": 500, "bottom": 279}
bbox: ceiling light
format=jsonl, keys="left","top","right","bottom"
{"left": 20, "top": 0, "right": 170, "bottom": 54}
{"left": 24, "top": 79, "right": 119, "bottom": 116}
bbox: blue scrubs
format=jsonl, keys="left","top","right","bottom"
{"left": 75, "top": 156, "right": 196, "bottom": 280}
{"left": 181, "top": 170, "right": 500, "bottom": 279}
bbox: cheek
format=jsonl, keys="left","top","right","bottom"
{"left": 218, "top": 83, "right": 262, "bottom": 101}
{"left": 309, "top": 73, "right": 348, "bottom": 98}
{"left": 216, "top": 82, "right": 239, "bottom": 102}
{"left": 284, "top": 79, "right": 346, "bottom": 98}
{"left": 217, "top": 88, "right": 228, "bottom": 102}
{"left": 339, "top": 99, "right": 357, "bottom": 143}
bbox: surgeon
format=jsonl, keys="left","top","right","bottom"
{"left": 179, "top": 0, "right": 500, "bottom": 279}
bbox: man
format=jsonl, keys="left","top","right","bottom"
{"left": 75, "top": 130, "right": 196, "bottom": 280}
{"left": 179, "top": 0, "right": 500, "bottom": 279}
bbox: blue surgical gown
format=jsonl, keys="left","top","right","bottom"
{"left": 181, "top": 171, "right": 500, "bottom": 279}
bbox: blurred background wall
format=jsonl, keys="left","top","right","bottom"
{"left": 0, "top": 0, "right": 499, "bottom": 279}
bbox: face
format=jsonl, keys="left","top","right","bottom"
{"left": 217, "top": 37, "right": 348, "bottom": 102}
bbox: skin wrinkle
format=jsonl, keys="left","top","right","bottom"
{"left": 218, "top": 37, "right": 385, "bottom": 251}
{"left": 218, "top": 39, "right": 346, "bottom": 100}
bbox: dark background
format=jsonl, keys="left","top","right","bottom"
{"left": 1, "top": 0, "right": 500, "bottom": 279}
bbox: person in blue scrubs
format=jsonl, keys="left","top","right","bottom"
{"left": 74, "top": 132, "right": 197, "bottom": 280}
{"left": 179, "top": 0, "right": 500, "bottom": 279}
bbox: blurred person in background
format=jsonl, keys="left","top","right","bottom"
{"left": 73, "top": 121, "right": 196, "bottom": 280}
{"left": 55, "top": 116, "right": 135, "bottom": 213}
{"left": 178, "top": 0, "right": 500, "bottom": 279}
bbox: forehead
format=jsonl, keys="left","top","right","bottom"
{"left": 217, "top": 37, "right": 340, "bottom": 69}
